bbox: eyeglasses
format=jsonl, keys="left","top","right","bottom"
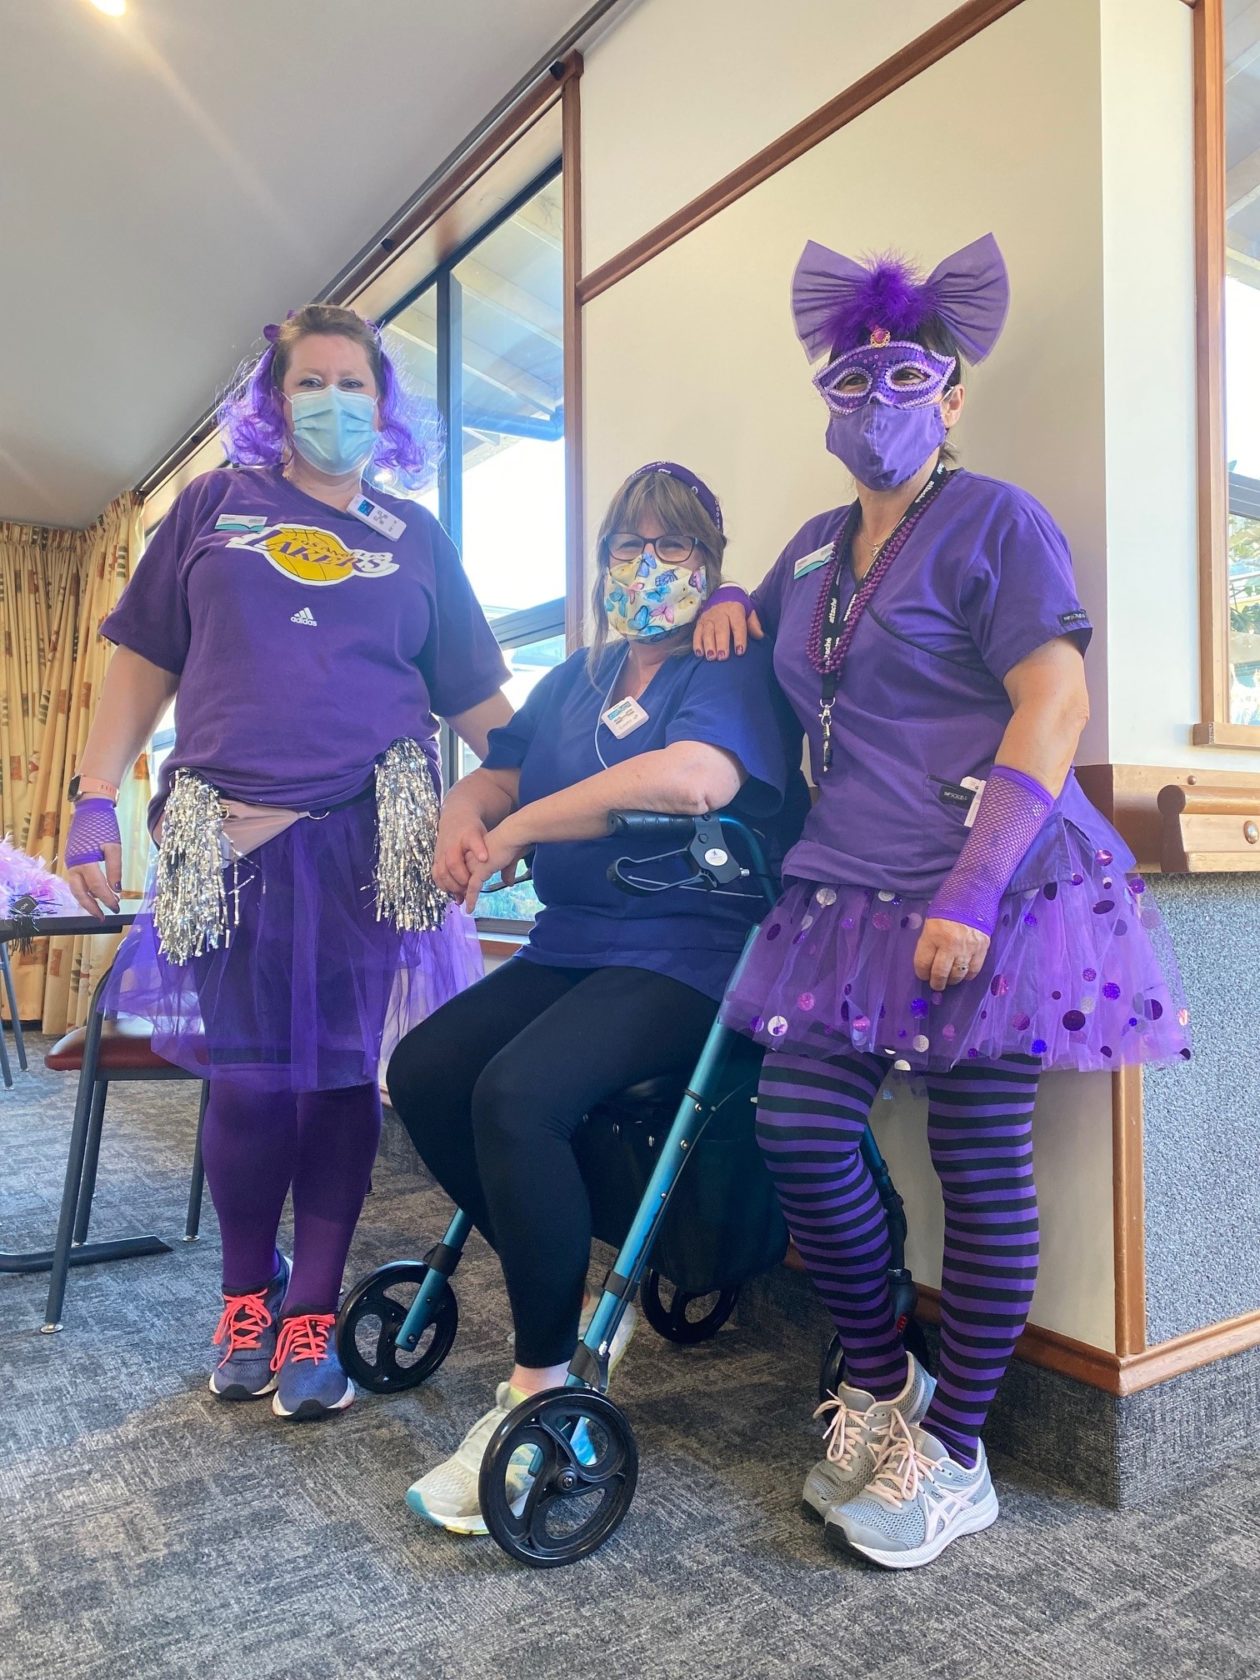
{"left": 605, "top": 531, "right": 697, "bottom": 565}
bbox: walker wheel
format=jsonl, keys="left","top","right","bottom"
{"left": 817, "top": 1317, "right": 932, "bottom": 1403}
{"left": 479, "top": 1388, "right": 638, "bottom": 1567}
{"left": 335, "top": 1260, "right": 457, "bottom": 1394}
{"left": 640, "top": 1269, "right": 739, "bottom": 1344}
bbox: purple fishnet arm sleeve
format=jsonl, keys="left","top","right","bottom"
{"left": 926, "top": 766, "right": 1054, "bottom": 936}
{"left": 64, "top": 799, "right": 121, "bottom": 870}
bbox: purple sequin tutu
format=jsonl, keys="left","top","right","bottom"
{"left": 100, "top": 798, "right": 481, "bottom": 1092}
{"left": 722, "top": 827, "right": 1190, "bottom": 1073}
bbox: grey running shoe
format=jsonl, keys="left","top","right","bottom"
{"left": 802, "top": 1350, "right": 935, "bottom": 1522}
{"left": 826, "top": 1416, "right": 999, "bottom": 1569}
{"left": 208, "top": 1256, "right": 289, "bottom": 1400}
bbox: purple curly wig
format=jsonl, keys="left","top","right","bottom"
{"left": 217, "top": 304, "right": 443, "bottom": 492}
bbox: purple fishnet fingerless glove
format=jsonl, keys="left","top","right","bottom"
{"left": 64, "top": 798, "right": 121, "bottom": 869}
{"left": 703, "top": 584, "right": 752, "bottom": 613}
{"left": 927, "top": 766, "right": 1054, "bottom": 936}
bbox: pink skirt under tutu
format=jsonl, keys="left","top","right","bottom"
{"left": 100, "top": 798, "right": 482, "bottom": 1092}
{"left": 721, "top": 827, "right": 1190, "bottom": 1073}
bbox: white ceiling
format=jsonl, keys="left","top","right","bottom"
{"left": 0, "top": 0, "right": 603, "bottom": 528}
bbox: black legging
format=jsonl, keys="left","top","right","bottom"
{"left": 386, "top": 958, "right": 717, "bottom": 1367}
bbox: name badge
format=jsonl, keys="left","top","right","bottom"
{"left": 601, "top": 696, "right": 649, "bottom": 739}
{"left": 961, "top": 775, "right": 986, "bottom": 828}
{"left": 216, "top": 513, "right": 267, "bottom": 532}
{"left": 793, "top": 545, "right": 831, "bottom": 580}
{"left": 347, "top": 494, "right": 406, "bottom": 541}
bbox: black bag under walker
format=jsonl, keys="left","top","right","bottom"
{"left": 573, "top": 1036, "right": 788, "bottom": 1296}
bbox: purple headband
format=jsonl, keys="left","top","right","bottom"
{"left": 791, "top": 233, "right": 1010, "bottom": 364}
{"left": 626, "top": 461, "right": 724, "bottom": 533}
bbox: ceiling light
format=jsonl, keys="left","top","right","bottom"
{"left": 89, "top": 0, "right": 127, "bottom": 16}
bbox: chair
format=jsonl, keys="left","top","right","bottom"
{"left": 37, "top": 963, "right": 207, "bottom": 1332}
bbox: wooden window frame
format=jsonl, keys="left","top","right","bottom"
{"left": 1191, "top": 0, "right": 1260, "bottom": 748}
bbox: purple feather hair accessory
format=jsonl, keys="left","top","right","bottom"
{"left": 1, "top": 836, "right": 78, "bottom": 919}
{"left": 791, "top": 233, "right": 1010, "bottom": 365}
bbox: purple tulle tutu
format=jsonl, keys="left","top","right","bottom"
{"left": 722, "top": 828, "right": 1190, "bottom": 1073}
{"left": 101, "top": 799, "right": 481, "bottom": 1092}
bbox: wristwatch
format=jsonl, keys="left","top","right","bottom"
{"left": 68, "top": 775, "right": 119, "bottom": 804}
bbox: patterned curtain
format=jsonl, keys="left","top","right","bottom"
{"left": 1, "top": 494, "right": 151, "bottom": 1030}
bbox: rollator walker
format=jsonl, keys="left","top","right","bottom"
{"left": 337, "top": 812, "right": 928, "bottom": 1567}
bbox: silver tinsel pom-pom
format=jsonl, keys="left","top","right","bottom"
{"left": 153, "top": 771, "right": 231, "bottom": 965}
{"left": 374, "top": 739, "right": 450, "bottom": 932}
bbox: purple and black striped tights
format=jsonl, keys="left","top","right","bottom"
{"left": 756, "top": 1051, "right": 1040, "bottom": 1467}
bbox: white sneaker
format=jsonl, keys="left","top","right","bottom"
{"left": 406, "top": 1383, "right": 532, "bottom": 1535}
{"left": 802, "top": 1351, "right": 935, "bottom": 1522}
{"left": 825, "top": 1414, "right": 999, "bottom": 1569}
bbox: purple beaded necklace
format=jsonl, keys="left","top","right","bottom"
{"left": 810, "top": 463, "right": 951, "bottom": 772}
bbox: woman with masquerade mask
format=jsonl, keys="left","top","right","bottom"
{"left": 63, "top": 305, "right": 511, "bottom": 1420}
{"left": 386, "top": 462, "right": 807, "bottom": 1536}
{"left": 695, "top": 236, "right": 1189, "bottom": 1568}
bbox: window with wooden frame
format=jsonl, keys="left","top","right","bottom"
{"left": 1195, "top": 0, "right": 1260, "bottom": 745}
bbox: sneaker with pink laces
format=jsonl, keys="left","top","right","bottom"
{"left": 270, "top": 1312, "right": 355, "bottom": 1421}
{"left": 209, "top": 1256, "right": 289, "bottom": 1401}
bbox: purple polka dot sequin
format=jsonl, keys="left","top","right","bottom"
{"left": 798, "top": 992, "right": 816, "bottom": 1012}
{"left": 1103, "top": 982, "right": 1121, "bottom": 1000}
{"left": 1031, "top": 1038, "right": 1048, "bottom": 1054}
{"left": 768, "top": 1015, "right": 788, "bottom": 1038}
{"left": 1144, "top": 998, "right": 1164, "bottom": 1021}
{"left": 1071, "top": 873, "right": 1084, "bottom": 886}
{"left": 853, "top": 1014, "right": 871, "bottom": 1036}
{"left": 843, "top": 983, "right": 853, "bottom": 996}
{"left": 1093, "top": 900, "right": 1115, "bottom": 915}
{"left": 1083, "top": 967, "right": 1097, "bottom": 982}
{"left": 750, "top": 1017, "right": 764, "bottom": 1033}
{"left": 1131, "top": 877, "right": 1146, "bottom": 895}
{"left": 1114, "top": 919, "right": 1128, "bottom": 935}
{"left": 1023, "top": 913, "right": 1038, "bottom": 927}
{"left": 764, "top": 923, "right": 782, "bottom": 942}
{"left": 1062, "top": 1009, "right": 1087, "bottom": 1032}
{"left": 990, "top": 974, "right": 1009, "bottom": 997}
{"left": 911, "top": 998, "right": 929, "bottom": 1017}
{"left": 1014, "top": 1013, "right": 1032, "bottom": 1031}
{"left": 1095, "top": 849, "right": 1113, "bottom": 865}
{"left": 1043, "top": 882, "right": 1059, "bottom": 900}
{"left": 1051, "top": 990, "right": 1062, "bottom": 1001}
{"left": 942, "top": 1024, "right": 957, "bottom": 1040}
{"left": 872, "top": 911, "right": 892, "bottom": 931}
{"left": 1101, "top": 1046, "right": 1113, "bottom": 1059}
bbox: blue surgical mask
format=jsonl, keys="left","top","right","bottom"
{"left": 286, "top": 387, "right": 378, "bottom": 477}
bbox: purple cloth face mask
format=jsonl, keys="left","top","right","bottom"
{"left": 825, "top": 402, "right": 947, "bottom": 490}
{"left": 815, "top": 340, "right": 956, "bottom": 414}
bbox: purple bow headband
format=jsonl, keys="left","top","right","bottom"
{"left": 627, "top": 461, "right": 724, "bottom": 533}
{"left": 262, "top": 310, "right": 381, "bottom": 344}
{"left": 790, "top": 233, "right": 1010, "bottom": 365}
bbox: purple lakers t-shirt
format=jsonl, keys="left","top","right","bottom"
{"left": 751, "top": 468, "right": 1124, "bottom": 896}
{"left": 102, "top": 466, "right": 508, "bottom": 810}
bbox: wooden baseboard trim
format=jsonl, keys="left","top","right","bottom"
{"left": 916, "top": 1286, "right": 1260, "bottom": 1396}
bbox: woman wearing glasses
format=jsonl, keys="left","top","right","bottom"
{"left": 386, "top": 460, "right": 806, "bottom": 1536}
{"left": 694, "top": 236, "right": 1189, "bottom": 1568}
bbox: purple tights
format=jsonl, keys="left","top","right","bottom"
{"left": 200, "top": 1076, "right": 382, "bottom": 1312}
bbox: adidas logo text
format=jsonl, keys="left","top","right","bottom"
{"left": 290, "top": 608, "right": 318, "bottom": 626}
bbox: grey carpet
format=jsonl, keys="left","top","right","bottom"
{"left": 2, "top": 1039, "right": 1258, "bottom": 1680}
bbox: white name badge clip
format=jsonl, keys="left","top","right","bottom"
{"left": 961, "top": 775, "right": 987, "bottom": 828}
{"left": 601, "top": 696, "right": 650, "bottom": 739}
{"left": 348, "top": 493, "right": 406, "bottom": 541}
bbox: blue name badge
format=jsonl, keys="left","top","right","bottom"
{"left": 215, "top": 513, "right": 267, "bottom": 532}
{"left": 793, "top": 545, "right": 831, "bottom": 580}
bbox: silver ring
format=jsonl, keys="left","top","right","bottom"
{"left": 955, "top": 963, "right": 970, "bottom": 976}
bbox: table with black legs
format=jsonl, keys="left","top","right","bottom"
{"left": 0, "top": 910, "right": 174, "bottom": 1318}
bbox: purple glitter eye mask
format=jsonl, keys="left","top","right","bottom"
{"left": 814, "top": 340, "right": 957, "bottom": 415}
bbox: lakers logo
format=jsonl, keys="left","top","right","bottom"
{"left": 226, "top": 524, "right": 398, "bottom": 587}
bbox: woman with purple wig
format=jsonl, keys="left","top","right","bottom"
{"left": 695, "top": 236, "right": 1189, "bottom": 1567}
{"left": 64, "top": 305, "right": 510, "bottom": 1420}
